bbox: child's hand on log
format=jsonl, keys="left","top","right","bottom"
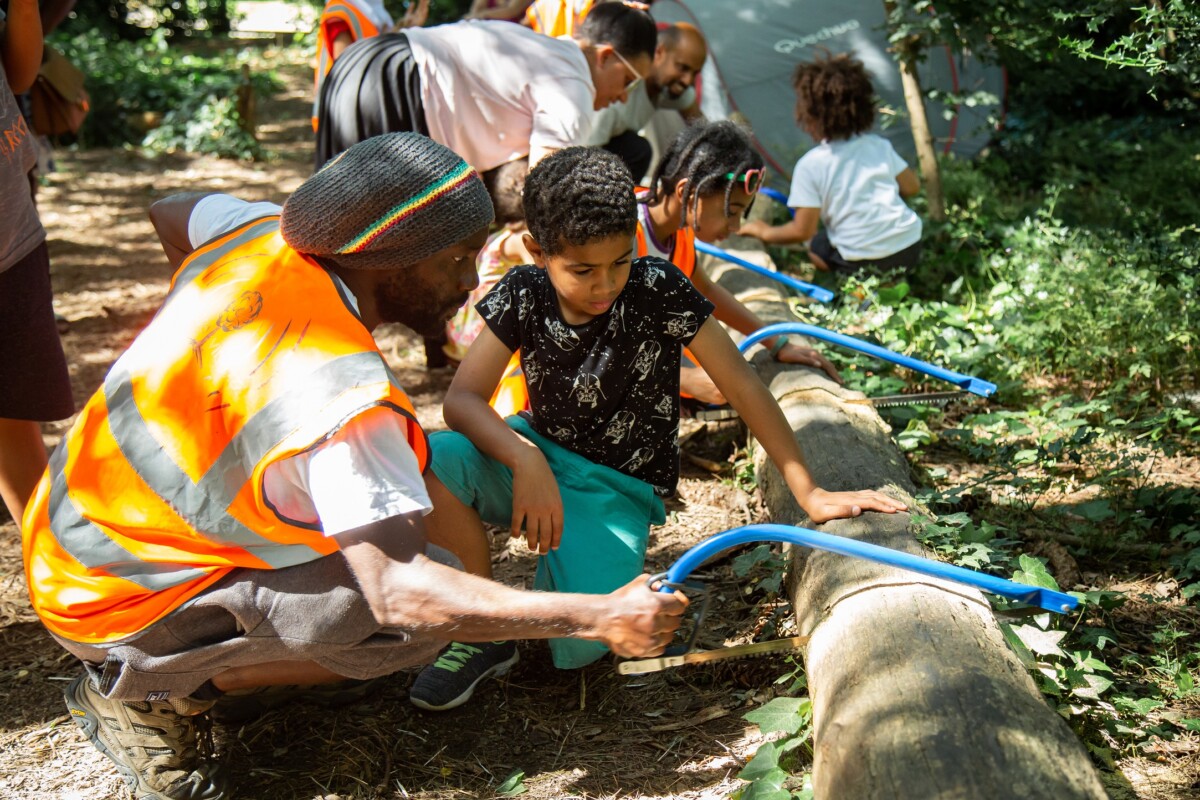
{"left": 801, "top": 488, "right": 908, "bottom": 523}
{"left": 774, "top": 343, "right": 843, "bottom": 384}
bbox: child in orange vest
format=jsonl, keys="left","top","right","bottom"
{"left": 636, "top": 120, "right": 841, "bottom": 404}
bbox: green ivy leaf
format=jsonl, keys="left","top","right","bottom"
{"left": 1074, "top": 499, "right": 1116, "bottom": 522}
{"left": 1115, "top": 696, "right": 1164, "bottom": 716}
{"left": 1011, "top": 624, "right": 1068, "bottom": 657}
{"left": 1000, "top": 622, "right": 1038, "bottom": 669}
{"left": 743, "top": 697, "right": 813, "bottom": 735}
{"left": 496, "top": 770, "right": 528, "bottom": 796}
{"left": 739, "top": 741, "right": 783, "bottom": 781}
{"left": 741, "top": 768, "right": 790, "bottom": 800}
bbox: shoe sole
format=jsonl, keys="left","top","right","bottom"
{"left": 409, "top": 648, "right": 520, "bottom": 712}
{"left": 64, "top": 677, "right": 148, "bottom": 799}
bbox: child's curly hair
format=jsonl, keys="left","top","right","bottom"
{"left": 793, "top": 51, "right": 876, "bottom": 141}
{"left": 482, "top": 158, "right": 528, "bottom": 227}
{"left": 644, "top": 120, "right": 763, "bottom": 225}
{"left": 523, "top": 147, "right": 636, "bottom": 256}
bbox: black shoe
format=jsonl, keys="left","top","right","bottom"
{"left": 409, "top": 641, "right": 518, "bottom": 711}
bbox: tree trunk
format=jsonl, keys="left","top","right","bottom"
{"left": 884, "top": 1, "right": 946, "bottom": 222}
{"left": 700, "top": 242, "right": 1106, "bottom": 799}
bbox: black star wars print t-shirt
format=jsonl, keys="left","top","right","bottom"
{"left": 477, "top": 257, "right": 715, "bottom": 496}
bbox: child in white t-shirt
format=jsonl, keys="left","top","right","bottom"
{"left": 740, "top": 52, "right": 923, "bottom": 274}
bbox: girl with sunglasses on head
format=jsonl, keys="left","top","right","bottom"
{"left": 738, "top": 51, "right": 923, "bottom": 276}
{"left": 636, "top": 120, "right": 841, "bottom": 406}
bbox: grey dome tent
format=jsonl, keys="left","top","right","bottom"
{"left": 649, "top": 0, "right": 1004, "bottom": 191}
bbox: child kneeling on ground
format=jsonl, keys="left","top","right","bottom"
{"left": 410, "top": 147, "right": 907, "bottom": 711}
{"left": 739, "top": 51, "right": 923, "bottom": 274}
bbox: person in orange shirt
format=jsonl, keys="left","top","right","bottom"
{"left": 25, "top": 133, "right": 686, "bottom": 800}
{"left": 524, "top": 0, "right": 595, "bottom": 36}
{"left": 311, "top": 0, "right": 429, "bottom": 131}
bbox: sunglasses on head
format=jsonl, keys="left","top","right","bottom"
{"left": 724, "top": 168, "right": 767, "bottom": 195}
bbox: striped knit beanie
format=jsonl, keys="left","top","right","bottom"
{"left": 281, "top": 133, "right": 494, "bottom": 269}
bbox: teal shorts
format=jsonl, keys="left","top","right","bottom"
{"left": 430, "top": 415, "right": 666, "bottom": 669}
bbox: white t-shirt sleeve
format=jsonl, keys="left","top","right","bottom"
{"left": 187, "top": 195, "right": 283, "bottom": 249}
{"left": 262, "top": 405, "right": 433, "bottom": 537}
{"left": 787, "top": 153, "right": 823, "bottom": 209}
{"left": 885, "top": 140, "right": 909, "bottom": 176}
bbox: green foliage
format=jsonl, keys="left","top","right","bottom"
{"left": 51, "top": 29, "right": 278, "bottom": 158}
{"left": 495, "top": 769, "right": 528, "bottom": 796}
{"left": 63, "top": 0, "right": 234, "bottom": 40}
{"left": 761, "top": 104, "right": 1198, "bottom": 781}
{"left": 735, "top": 697, "right": 814, "bottom": 800}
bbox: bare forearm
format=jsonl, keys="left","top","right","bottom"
{"left": 2, "top": 0, "right": 43, "bottom": 93}
{"left": 757, "top": 220, "right": 811, "bottom": 245}
{"left": 371, "top": 552, "right": 607, "bottom": 640}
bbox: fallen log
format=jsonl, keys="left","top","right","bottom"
{"left": 702, "top": 242, "right": 1107, "bottom": 799}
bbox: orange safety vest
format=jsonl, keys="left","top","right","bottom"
{"left": 525, "top": 0, "right": 595, "bottom": 37}
{"left": 634, "top": 215, "right": 697, "bottom": 279}
{"left": 23, "top": 217, "right": 428, "bottom": 645}
{"left": 312, "top": 1, "right": 383, "bottom": 131}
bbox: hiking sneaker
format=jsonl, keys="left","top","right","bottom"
{"left": 210, "top": 675, "right": 390, "bottom": 725}
{"left": 409, "top": 641, "right": 519, "bottom": 711}
{"left": 64, "top": 673, "right": 228, "bottom": 800}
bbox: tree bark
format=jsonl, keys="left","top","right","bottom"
{"left": 700, "top": 243, "right": 1106, "bottom": 799}
{"left": 884, "top": 1, "right": 946, "bottom": 222}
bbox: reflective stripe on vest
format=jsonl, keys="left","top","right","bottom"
{"left": 312, "top": 1, "right": 381, "bottom": 131}
{"left": 24, "top": 219, "right": 428, "bottom": 644}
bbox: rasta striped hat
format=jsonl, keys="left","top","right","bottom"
{"left": 281, "top": 133, "right": 494, "bottom": 269}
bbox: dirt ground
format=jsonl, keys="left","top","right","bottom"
{"left": 1, "top": 48, "right": 1196, "bottom": 800}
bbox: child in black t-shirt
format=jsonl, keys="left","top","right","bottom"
{"left": 408, "top": 148, "right": 906, "bottom": 711}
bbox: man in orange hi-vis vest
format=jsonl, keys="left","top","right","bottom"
{"left": 312, "top": 0, "right": 429, "bottom": 131}
{"left": 524, "top": 0, "right": 596, "bottom": 36}
{"left": 23, "top": 133, "right": 687, "bottom": 800}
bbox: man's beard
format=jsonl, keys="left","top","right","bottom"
{"left": 375, "top": 282, "right": 468, "bottom": 337}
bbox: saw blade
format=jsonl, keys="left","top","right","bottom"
{"left": 617, "top": 636, "right": 809, "bottom": 675}
{"left": 845, "top": 391, "right": 968, "bottom": 408}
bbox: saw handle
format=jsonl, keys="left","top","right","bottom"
{"left": 658, "top": 524, "right": 1078, "bottom": 614}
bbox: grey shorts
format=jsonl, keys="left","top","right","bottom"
{"left": 54, "top": 545, "right": 460, "bottom": 703}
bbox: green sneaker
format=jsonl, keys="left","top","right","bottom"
{"left": 64, "top": 673, "right": 228, "bottom": 800}
{"left": 409, "top": 641, "right": 519, "bottom": 711}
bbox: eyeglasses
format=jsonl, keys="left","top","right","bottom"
{"left": 611, "top": 49, "right": 645, "bottom": 94}
{"left": 724, "top": 168, "right": 767, "bottom": 195}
